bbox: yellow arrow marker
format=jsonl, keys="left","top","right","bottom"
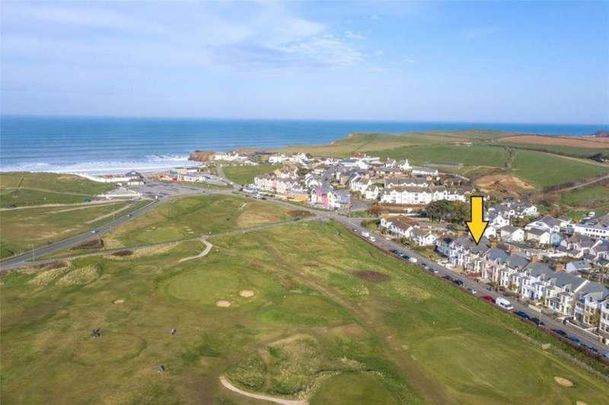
{"left": 466, "top": 196, "right": 488, "bottom": 245}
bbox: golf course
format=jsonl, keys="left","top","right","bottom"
{"left": 2, "top": 193, "right": 609, "bottom": 404}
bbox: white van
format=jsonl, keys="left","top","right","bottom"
{"left": 495, "top": 297, "right": 514, "bottom": 311}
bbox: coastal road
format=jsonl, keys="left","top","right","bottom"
{"left": 0, "top": 182, "right": 208, "bottom": 271}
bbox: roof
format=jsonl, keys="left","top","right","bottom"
{"left": 505, "top": 255, "right": 530, "bottom": 269}
{"left": 486, "top": 248, "right": 509, "bottom": 261}
{"left": 528, "top": 228, "right": 550, "bottom": 236}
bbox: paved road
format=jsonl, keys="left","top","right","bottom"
{"left": 0, "top": 181, "right": 210, "bottom": 271}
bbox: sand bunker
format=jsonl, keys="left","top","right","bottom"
{"left": 554, "top": 376, "right": 574, "bottom": 387}
{"left": 113, "top": 299, "right": 125, "bottom": 304}
{"left": 216, "top": 300, "right": 231, "bottom": 308}
{"left": 239, "top": 290, "right": 255, "bottom": 298}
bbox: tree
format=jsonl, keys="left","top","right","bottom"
{"left": 426, "top": 200, "right": 468, "bottom": 223}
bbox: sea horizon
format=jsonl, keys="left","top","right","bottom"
{"left": 1, "top": 115, "right": 607, "bottom": 174}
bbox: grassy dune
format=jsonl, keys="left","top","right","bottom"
{"left": 0, "top": 172, "right": 113, "bottom": 207}
{"left": 2, "top": 208, "right": 608, "bottom": 403}
{"left": 104, "top": 194, "right": 293, "bottom": 247}
{"left": 0, "top": 202, "right": 138, "bottom": 259}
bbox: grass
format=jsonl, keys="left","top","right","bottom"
{"left": 2, "top": 201, "right": 608, "bottom": 403}
{"left": 511, "top": 150, "right": 609, "bottom": 188}
{"left": 222, "top": 164, "right": 277, "bottom": 185}
{"left": 559, "top": 183, "right": 609, "bottom": 220}
{"left": 375, "top": 144, "right": 508, "bottom": 168}
{"left": 0, "top": 201, "right": 139, "bottom": 259}
{"left": 104, "top": 194, "right": 292, "bottom": 247}
{"left": 0, "top": 172, "right": 113, "bottom": 207}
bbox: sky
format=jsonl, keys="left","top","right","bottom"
{"left": 1, "top": 1, "right": 608, "bottom": 123}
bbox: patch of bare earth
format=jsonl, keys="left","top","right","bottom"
{"left": 553, "top": 376, "right": 574, "bottom": 387}
{"left": 475, "top": 174, "right": 535, "bottom": 192}
{"left": 500, "top": 135, "right": 609, "bottom": 148}
{"left": 353, "top": 270, "right": 390, "bottom": 283}
{"left": 216, "top": 300, "right": 231, "bottom": 308}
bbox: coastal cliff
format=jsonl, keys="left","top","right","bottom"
{"left": 188, "top": 150, "right": 215, "bottom": 162}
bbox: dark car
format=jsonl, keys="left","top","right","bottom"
{"left": 481, "top": 295, "right": 495, "bottom": 303}
{"left": 529, "top": 317, "right": 544, "bottom": 326}
{"left": 452, "top": 279, "right": 464, "bottom": 286}
{"left": 390, "top": 249, "right": 400, "bottom": 254}
{"left": 552, "top": 329, "right": 568, "bottom": 337}
{"left": 582, "top": 344, "right": 599, "bottom": 354}
{"left": 568, "top": 336, "right": 581, "bottom": 346}
{"left": 514, "top": 310, "right": 529, "bottom": 320}
{"left": 442, "top": 275, "right": 454, "bottom": 282}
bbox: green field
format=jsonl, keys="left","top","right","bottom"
{"left": 0, "top": 202, "right": 140, "bottom": 259}
{"left": 2, "top": 198, "right": 608, "bottom": 404}
{"left": 223, "top": 164, "right": 277, "bottom": 185}
{"left": 376, "top": 144, "right": 508, "bottom": 168}
{"left": 104, "top": 194, "right": 294, "bottom": 247}
{"left": 511, "top": 150, "right": 608, "bottom": 188}
{"left": 0, "top": 172, "right": 113, "bottom": 207}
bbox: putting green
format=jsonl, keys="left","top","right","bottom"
{"left": 162, "top": 267, "right": 242, "bottom": 304}
{"left": 311, "top": 372, "right": 399, "bottom": 405}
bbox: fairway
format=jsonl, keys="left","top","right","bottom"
{"left": 104, "top": 194, "right": 294, "bottom": 247}
{"left": 2, "top": 199, "right": 608, "bottom": 404}
{"left": 0, "top": 201, "right": 138, "bottom": 259}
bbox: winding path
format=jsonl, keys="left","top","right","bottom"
{"left": 178, "top": 238, "right": 213, "bottom": 263}
{"left": 219, "top": 376, "right": 307, "bottom": 405}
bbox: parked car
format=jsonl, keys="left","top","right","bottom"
{"left": 442, "top": 275, "right": 454, "bottom": 282}
{"left": 582, "top": 344, "right": 599, "bottom": 354}
{"left": 495, "top": 297, "right": 514, "bottom": 311}
{"left": 452, "top": 279, "right": 464, "bottom": 286}
{"left": 529, "top": 317, "right": 544, "bottom": 327}
{"left": 481, "top": 295, "right": 495, "bottom": 303}
{"left": 568, "top": 336, "right": 581, "bottom": 346}
{"left": 369, "top": 236, "right": 376, "bottom": 242}
{"left": 91, "top": 229, "right": 98, "bottom": 234}
{"left": 514, "top": 310, "right": 529, "bottom": 320}
{"left": 390, "top": 249, "right": 400, "bottom": 254}
{"left": 408, "top": 257, "right": 418, "bottom": 264}
{"left": 466, "top": 287, "right": 477, "bottom": 295}
{"left": 362, "top": 231, "right": 370, "bottom": 238}
{"left": 552, "top": 329, "right": 568, "bottom": 337}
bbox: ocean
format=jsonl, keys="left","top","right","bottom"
{"left": 0, "top": 116, "right": 605, "bottom": 174}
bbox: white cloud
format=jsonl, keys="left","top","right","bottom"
{"left": 344, "top": 30, "right": 365, "bottom": 40}
{"left": 1, "top": 2, "right": 363, "bottom": 69}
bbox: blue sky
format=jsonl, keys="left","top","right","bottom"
{"left": 1, "top": 1, "right": 608, "bottom": 123}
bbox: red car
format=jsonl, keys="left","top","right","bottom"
{"left": 481, "top": 295, "right": 495, "bottom": 303}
